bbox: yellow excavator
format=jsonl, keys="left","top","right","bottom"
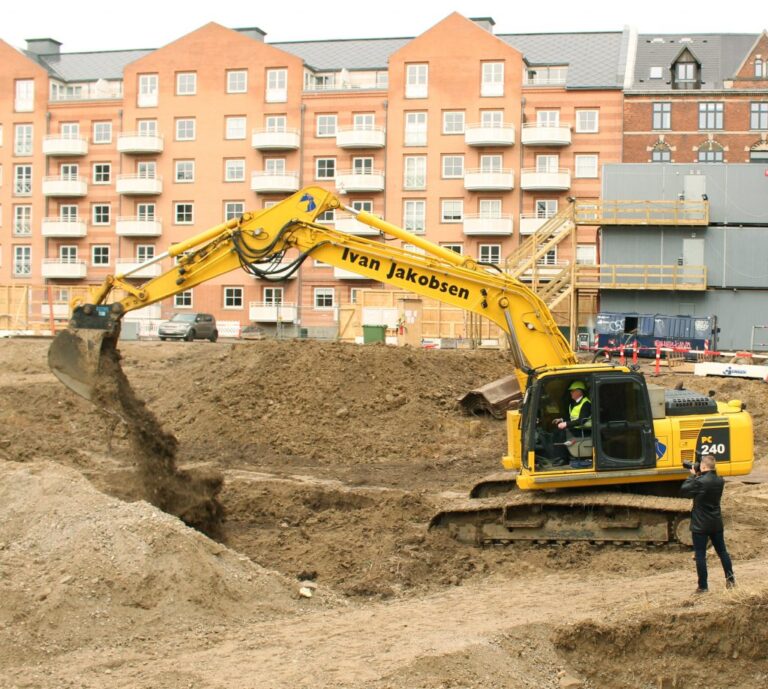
{"left": 48, "top": 186, "right": 754, "bottom": 545}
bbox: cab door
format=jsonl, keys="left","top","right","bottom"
{"left": 593, "top": 374, "right": 655, "bottom": 470}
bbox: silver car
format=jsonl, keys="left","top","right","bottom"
{"left": 158, "top": 313, "right": 218, "bottom": 342}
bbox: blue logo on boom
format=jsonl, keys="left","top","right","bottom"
{"left": 300, "top": 193, "right": 317, "bottom": 212}
{"left": 654, "top": 439, "right": 667, "bottom": 460}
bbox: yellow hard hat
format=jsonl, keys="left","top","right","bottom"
{"left": 568, "top": 380, "right": 586, "bottom": 391}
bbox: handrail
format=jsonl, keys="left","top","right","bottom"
{"left": 574, "top": 263, "right": 707, "bottom": 290}
{"left": 574, "top": 199, "right": 709, "bottom": 226}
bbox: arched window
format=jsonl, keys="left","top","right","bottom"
{"left": 749, "top": 141, "right": 768, "bottom": 163}
{"left": 755, "top": 59, "right": 764, "bottom": 78}
{"left": 651, "top": 140, "right": 671, "bottom": 162}
{"left": 697, "top": 140, "right": 724, "bottom": 163}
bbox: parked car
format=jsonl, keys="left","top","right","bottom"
{"left": 158, "top": 313, "right": 218, "bottom": 342}
{"left": 241, "top": 323, "right": 266, "bottom": 340}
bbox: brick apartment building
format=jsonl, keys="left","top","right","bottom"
{"left": 0, "top": 13, "right": 764, "bottom": 337}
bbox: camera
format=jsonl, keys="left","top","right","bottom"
{"left": 682, "top": 460, "right": 701, "bottom": 473}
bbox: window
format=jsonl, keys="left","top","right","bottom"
{"left": 479, "top": 199, "right": 502, "bottom": 218}
{"left": 224, "top": 201, "right": 244, "bottom": 220}
{"left": 137, "top": 161, "right": 155, "bottom": 179}
{"left": 265, "top": 158, "right": 286, "bottom": 174}
{"left": 137, "top": 203, "right": 155, "bottom": 220}
{"left": 60, "top": 205, "right": 78, "bottom": 222}
{"left": 403, "top": 200, "right": 426, "bottom": 234}
{"left": 175, "top": 290, "right": 193, "bottom": 308}
{"left": 0, "top": 124, "right": 3, "bottom": 146}
{"left": 536, "top": 155, "right": 559, "bottom": 173}
{"left": 676, "top": 62, "right": 696, "bottom": 84}
{"left": 699, "top": 102, "right": 723, "bottom": 130}
{"left": 441, "top": 199, "right": 463, "bottom": 223}
{"left": 316, "top": 114, "right": 337, "bottom": 137}
{"left": 405, "top": 63, "right": 428, "bottom": 98}
{"left": 61, "top": 123, "right": 80, "bottom": 138}
{"left": 316, "top": 158, "right": 336, "bottom": 179}
{"left": 175, "top": 118, "right": 196, "bottom": 141}
{"left": 649, "top": 66, "right": 663, "bottom": 79}
{"left": 175, "top": 203, "right": 193, "bottom": 224}
{"left": 265, "top": 115, "right": 287, "bottom": 132}
{"left": 224, "top": 159, "right": 245, "bottom": 182}
{"left": 138, "top": 119, "right": 158, "bottom": 136}
{"left": 575, "top": 154, "right": 599, "bottom": 178}
{"left": 227, "top": 70, "right": 247, "bottom": 93}
{"left": 176, "top": 72, "right": 197, "bottom": 96}
{"left": 14, "top": 246, "right": 31, "bottom": 275}
{"left": 442, "top": 111, "right": 465, "bottom": 134}
{"left": 14, "top": 124, "right": 33, "bottom": 155}
{"left": 652, "top": 102, "right": 671, "bottom": 130}
{"left": 404, "top": 156, "right": 426, "bottom": 189}
{"left": 575, "top": 110, "right": 599, "bottom": 133}
{"left": 442, "top": 155, "right": 464, "bottom": 178}
{"left": 481, "top": 111, "right": 504, "bottom": 127}
{"left": 225, "top": 116, "right": 246, "bottom": 140}
{"left": 92, "top": 204, "right": 110, "bottom": 225}
{"left": 651, "top": 144, "right": 671, "bottom": 162}
{"left": 15, "top": 80, "right": 34, "bottom": 112}
{"left": 481, "top": 62, "right": 504, "bottom": 97}
{"left": 60, "top": 163, "right": 79, "bottom": 181}
{"left": 266, "top": 68, "right": 287, "bottom": 102}
{"left": 314, "top": 287, "right": 334, "bottom": 309}
{"left": 441, "top": 243, "right": 463, "bottom": 255}
{"left": 92, "top": 121, "right": 112, "bottom": 143}
{"left": 697, "top": 141, "right": 724, "bottom": 163}
{"left": 14, "top": 165, "right": 32, "bottom": 195}
{"left": 538, "top": 248, "right": 557, "bottom": 266}
{"left": 137, "top": 245, "right": 155, "bottom": 263}
{"left": 353, "top": 113, "right": 375, "bottom": 130}
{"left": 138, "top": 74, "right": 159, "bottom": 107}
{"left": 13, "top": 206, "right": 31, "bottom": 235}
{"left": 480, "top": 155, "right": 502, "bottom": 173}
{"left": 175, "top": 160, "right": 195, "bottom": 183}
{"left": 92, "top": 245, "right": 110, "bottom": 266}
{"left": 59, "top": 245, "right": 77, "bottom": 262}
{"left": 576, "top": 245, "right": 597, "bottom": 265}
{"left": 351, "top": 200, "right": 373, "bottom": 213}
{"left": 535, "top": 199, "right": 558, "bottom": 218}
{"left": 352, "top": 157, "right": 373, "bottom": 174}
{"left": 750, "top": 102, "right": 768, "bottom": 130}
{"left": 404, "top": 112, "right": 427, "bottom": 146}
{"left": 264, "top": 287, "right": 284, "bottom": 305}
{"left": 537, "top": 110, "right": 559, "bottom": 127}
{"left": 93, "top": 163, "right": 111, "bottom": 184}
{"left": 479, "top": 244, "right": 501, "bottom": 264}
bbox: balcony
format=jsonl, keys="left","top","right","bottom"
{"left": 334, "top": 216, "right": 380, "bottom": 236}
{"left": 42, "top": 135, "right": 89, "bottom": 156}
{"left": 463, "top": 169, "right": 514, "bottom": 191}
{"left": 115, "top": 260, "right": 162, "bottom": 279}
{"left": 465, "top": 123, "right": 515, "bottom": 147}
{"left": 250, "top": 171, "right": 300, "bottom": 193}
{"left": 251, "top": 128, "right": 300, "bottom": 150}
{"left": 519, "top": 214, "right": 555, "bottom": 235}
{"left": 41, "top": 218, "right": 87, "bottom": 238}
{"left": 116, "top": 217, "right": 163, "bottom": 237}
{"left": 42, "top": 175, "right": 88, "bottom": 197}
{"left": 116, "top": 174, "right": 163, "bottom": 196}
{"left": 462, "top": 214, "right": 514, "bottom": 236}
{"left": 336, "top": 126, "right": 386, "bottom": 149}
{"left": 521, "top": 124, "right": 572, "bottom": 146}
{"left": 520, "top": 168, "right": 571, "bottom": 191}
{"left": 41, "top": 258, "right": 88, "bottom": 279}
{"left": 335, "top": 169, "right": 385, "bottom": 193}
{"left": 117, "top": 132, "right": 164, "bottom": 154}
{"left": 248, "top": 301, "right": 298, "bottom": 323}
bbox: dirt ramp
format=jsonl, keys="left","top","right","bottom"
{"left": 92, "top": 340, "right": 224, "bottom": 536}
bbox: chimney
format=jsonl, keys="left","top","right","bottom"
{"left": 25, "top": 38, "right": 62, "bottom": 55}
{"left": 235, "top": 27, "right": 266, "bottom": 42}
{"left": 470, "top": 17, "right": 495, "bottom": 34}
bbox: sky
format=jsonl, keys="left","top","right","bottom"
{"left": 1, "top": 0, "right": 765, "bottom": 53}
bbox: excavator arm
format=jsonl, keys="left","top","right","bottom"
{"left": 49, "top": 186, "right": 575, "bottom": 400}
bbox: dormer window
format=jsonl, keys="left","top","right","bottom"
{"left": 672, "top": 49, "right": 701, "bottom": 90}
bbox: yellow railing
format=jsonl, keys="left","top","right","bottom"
{"left": 574, "top": 199, "right": 709, "bottom": 226}
{"left": 574, "top": 264, "right": 707, "bottom": 290}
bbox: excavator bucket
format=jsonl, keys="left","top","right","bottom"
{"left": 48, "top": 325, "right": 117, "bottom": 402}
{"left": 457, "top": 375, "right": 522, "bottom": 419}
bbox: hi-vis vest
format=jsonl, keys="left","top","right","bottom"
{"left": 570, "top": 395, "right": 592, "bottom": 429}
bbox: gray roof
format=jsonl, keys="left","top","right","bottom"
{"left": 629, "top": 33, "right": 758, "bottom": 91}
{"left": 273, "top": 37, "right": 409, "bottom": 71}
{"left": 25, "top": 49, "right": 152, "bottom": 81}
{"left": 500, "top": 31, "right": 627, "bottom": 89}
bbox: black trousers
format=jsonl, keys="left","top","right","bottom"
{"left": 692, "top": 530, "right": 734, "bottom": 590}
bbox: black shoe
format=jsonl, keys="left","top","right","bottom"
{"left": 726, "top": 578, "right": 736, "bottom": 589}
{"left": 695, "top": 587, "right": 709, "bottom": 594}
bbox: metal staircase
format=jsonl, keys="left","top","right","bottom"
{"left": 504, "top": 206, "right": 575, "bottom": 282}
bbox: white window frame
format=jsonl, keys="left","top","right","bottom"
{"left": 441, "top": 199, "right": 463, "bottom": 223}
{"left": 536, "top": 154, "right": 559, "bottom": 173}
{"left": 481, "top": 62, "right": 504, "bottom": 97}
{"left": 315, "top": 157, "right": 336, "bottom": 179}
{"left": 92, "top": 204, "right": 110, "bottom": 225}
{"left": 175, "top": 118, "right": 196, "bottom": 141}
{"left": 59, "top": 245, "right": 78, "bottom": 262}
{"left": 404, "top": 112, "right": 427, "bottom": 146}
{"left": 225, "top": 116, "right": 247, "bottom": 140}
{"left": 14, "top": 165, "right": 32, "bottom": 196}
{"left": 60, "top": 204, "right": 78, "bottom": 222}
{"left": 91, "top": 245, "right": 110, "bottom": 266}
{"left": 480, "top": 155, "right": 502, "bottom": 173}
{"left": 575, "top": 110, "right": 599, "bottom": 133}
{"left": 537, "top": 110, "right": 560, "bottom": 127}
{"left": 403, "top": 200, "right": 426, "bottom": 234}
{"left": 535, "top": 199, "right": 558, "bottom": 218}
{"left": 224, "top": 201, "right": 245, "bottom": 220}
{"left": 92, "top": 121, "right": 112, "bottom": 144}
{"left": 175, "top": 160, "right": 195, "bottom": 183}
{"left": 441, "top": 243, "right": 463, "bottom": 255}
{"left": 352, "top": 157, "right": 373, "bottom": 174}
{"left": 404, "top": 156, "right": 426, "bottom": 189}
{"left": 138, "top": 119, "right": 158, "bottom": 136}
{"left": 479, "top": 199, "right": 502, "bottom": 219}
{"left": 14, "top": 124, "right": 33, "bottom": 156}
{"left": 136, "top": 245, "right": 155, "bottom": 263}
{"left": 442, "top": 111, "right": 465, "bottom": 134}
{"left": 574, "top": 154, "right": 599, "bottom": 179}
{"left": 478, "top": 244, "right": 501, "bottom": 264}
{"left": 481, "top": 111, "right": 504, "bottom": 127}
{"left": 441, "top": 155, "right": 464, "bottom": 178}
{"left": 313, "top": 287, "right": 335, "bottom": 310}
{"left": 136, "top": 161, "right": 156, "bottom": 179}
{"left": 227, "top": 70, "right": 248, "bottom": 94}
{"left": 316, "top": 114, "right": 338, "bottom": 137}
{"left": 265, "top": 115, "right": 287, "bottom": 132}
{"left": 405, "top": 63, "right": 428, "bottom": 98}
{"left": 13, "top": 205, "right": 32, "bottom": 236}
{"left": 264, "top": 287, "right": 284, "bottom": 305}
{"left": 265, "top": 158, "right": 286, "bottom": 174}
{"left": 15, "top": 80, "right": 34, "bottom": 112}
{"left": 174, "top": 290, "right": 193, "bottom": 308}
{"left": 13, "top": 246, "right": 31, "bottom": 276}
{"left": 353, "top": 113, "right": 375, "bottom": 129}
{"left": 138, "top": 74, "right": 159, "bottom": 108}
{"left": 266, "top": 68, "right": 287, "bottom": 103}
{"left": 224, "top": 159, "right": 245, "bottom": 182}
{"left": 92, "top": 163, "right": 111, "bottom": 185}
{"left": 576, "top": 244, "right": 597, "bottom": 265}
{"left": 176, "top": 72, "right": 197, "bottom": 96}
{"left": 175, "top": 202, "right": 194, "bottom": 224}
{"left": 137, "top": 203, "right": 155, "bottom": 221}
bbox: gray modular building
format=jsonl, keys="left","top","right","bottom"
{"left": 599, "top": 164, "right": 768, "bottom": 351}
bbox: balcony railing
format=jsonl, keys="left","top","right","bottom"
{"left": 41, "top": 258, "right": 88, "bottom": 279}
{"left": 250, "top": 171, "right": 300, "bottom": 193}
{"left": 116, "top": 174, "right": 163, "bottom": 196}
{"left": 41, "top": 218, "right": 87, "bottom": 237}
{"left": 335, "top": 169, "right": 385, "bottom": 193}
{"left": 519, "top": 214, "right": 556, "bottom": 235}
{"left": 574, "top": 264, "right": 707, "bottom": 291}
{"left": 116, "top": 217, "right": 163, "bottom": 237}
{"left": 520, "top": 123, "right": 572, "bottom": 146}
{"left": 251, "top": 128, "right": 300, "bottom": 150}
{"left": 520, "top": 168, "right": 571, "bottom": 190}
{"left": 42, "top": 176, "right": 88, "bottom": 197}
{"left": 42, "top": 135, "right": 89, "bottom": 156}
{"left": 465, "top": 123, "right": 515, "bottom": 147}
{"left": 117, "top": 132, "right": 164, "bottom": 154}
{"left": 248, "top": 301, "right": 298, "bottom": 322}
{"left": 463, "top": 169, "right": 515, "bottom": 191}
{"left": 462, "top": 214, "right": 514, "bottom": 236}
{"left": 336, "top": 126, "right": 386, "bottom": 149}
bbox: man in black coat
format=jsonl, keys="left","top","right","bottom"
{"left": 680, "top": 453, "right": 736, "bottom": 593}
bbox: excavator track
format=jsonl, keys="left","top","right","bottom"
{"left": 429, "top": 491, "right": 693, "bottom": 547}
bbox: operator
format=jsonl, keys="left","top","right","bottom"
{"left": 554, "top": 381, "right": 592, "bottom": 438}
{"left": 680, "top": 454, "right": 736, "bottom": 593}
